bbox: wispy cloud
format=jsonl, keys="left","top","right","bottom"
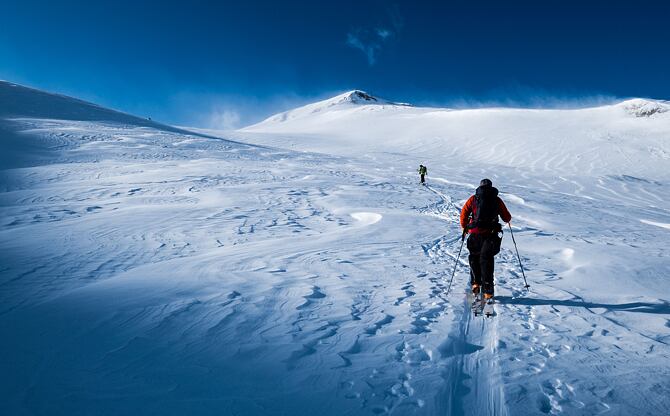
{"left": 376, "top": 28, "right": 391, "bottom": 39}
{"left": 346, "top": 4, "right": 403, "bottom": 65}
{"left": 346, "top": 27, "right": 397, "bottom": 65}
{"left": 346, "top": 31, "right": 385, "bottom": 65}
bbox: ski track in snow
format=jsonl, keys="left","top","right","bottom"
{"left": 421, "top": 182, "right": 670, "bottom": 416}
{"left": 2, "top": 88, "right": 670, "bottom": 415}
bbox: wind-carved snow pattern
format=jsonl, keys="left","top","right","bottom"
{"left": 1, "top": 81, "right": 669, "bottom": 415}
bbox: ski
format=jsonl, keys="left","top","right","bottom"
{"left": 483, "top": 297, "right": 495, "bottom": 317}
{"left": 467, "top": 288, "right": 494, "bottom": 317}
{"left": 471, "top": 292, "right": 486, "bottom": 316}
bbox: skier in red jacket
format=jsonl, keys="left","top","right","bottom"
{"left": 460, "top": 179, "right": 512, "bottom": 299}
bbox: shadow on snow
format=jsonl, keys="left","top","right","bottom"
{"left": 497, "top": 296, "right": 670, "bottom": 315}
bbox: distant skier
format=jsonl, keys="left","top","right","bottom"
{"left": 418, "top": 164, "right": 427, "bottom": 184}
{"left": 460, "top": 179, "right": 512, "bottom": 299}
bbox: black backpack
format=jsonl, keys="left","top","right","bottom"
{"left": 472, "top": 185, "right": 500, "bottom": 230}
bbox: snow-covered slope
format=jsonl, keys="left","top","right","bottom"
{"left": 0, "top": 81, "right": 163, "bottom": 124}
{"left": 0, "top": 81, "right": 231, "bottom": 169}
{"left": 242, "top": 93, "right": 670, "bottom": 180}
{"left": 1, "top": 84, "right": 669, "bottom": 416}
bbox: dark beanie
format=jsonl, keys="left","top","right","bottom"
{"left": 480, "top": 178, "right": 492, "bottom": 187}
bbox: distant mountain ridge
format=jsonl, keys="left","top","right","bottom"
{"left": 2, "top": 80, "right": 669, "bottom": 179}
{"left": 249, "top": 90, "right": 670, "bottom": 129}
{"left": 239, "top": 89, "right": 670, "bottom": 180}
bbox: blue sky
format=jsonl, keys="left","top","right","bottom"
{"left": 1, "top": 0, "right": 669, "bottom": 128}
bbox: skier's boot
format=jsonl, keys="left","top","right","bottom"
{"left": 472, "top": 284, "right": 480, "bottom": 295}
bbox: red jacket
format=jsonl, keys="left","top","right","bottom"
{"left": 460, "top": 195, "right": 512, "bottom": 234}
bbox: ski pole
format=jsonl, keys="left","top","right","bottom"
{"left": 508, "top": 223, "right": 530, "bottom": 289}
{"left": 445, "top": 229, "right": 467, "bottom": 296}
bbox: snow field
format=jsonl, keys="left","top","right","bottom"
{"left": 1, "top": 84, "right": 669, "bottom": 415}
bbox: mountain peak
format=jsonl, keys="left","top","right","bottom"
{"left": 324, "top": 90, "right": 397, "bottom": 106}
{"left": 339, "top": 90, "right": 381, "bottom": 103}
{"left": 252, "top": 89, "right": 409, "bottom": 126}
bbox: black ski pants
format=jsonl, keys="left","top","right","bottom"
{"left": 467, "top": 233, "right": 497, "bottom": 294}
{"left": 420, "top": 174, "right": 425, "bottom": 183}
